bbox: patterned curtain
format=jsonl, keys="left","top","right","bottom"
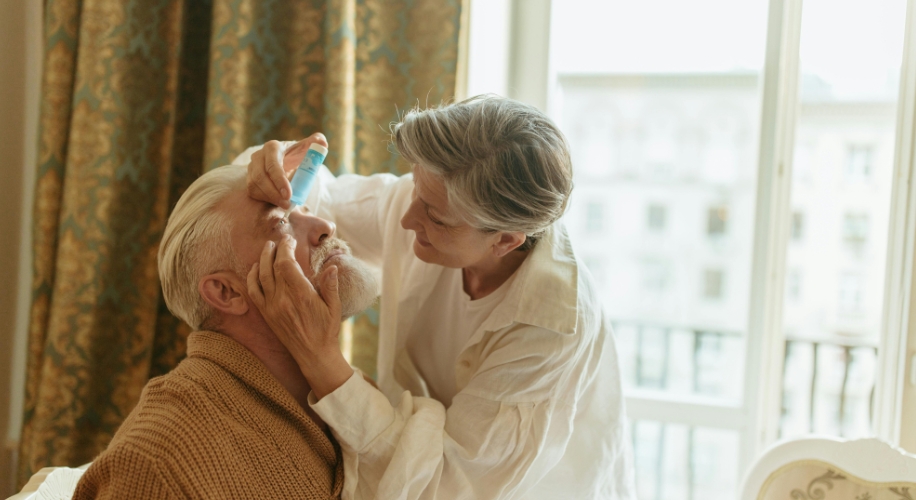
{"left": 19, "top": 0, "right": 462, "bottom": 487}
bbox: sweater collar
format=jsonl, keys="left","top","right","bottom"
{"left": 184, "top": 331, "right": 343, "bottom": 494}
{"left": 186, "top": 331, "right": 317, "bottom": 423}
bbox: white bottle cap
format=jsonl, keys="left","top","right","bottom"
{"left": 308, "top": 143, "right": 328, "bottom": 157}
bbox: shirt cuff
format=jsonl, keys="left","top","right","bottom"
{"left": 309, "top": 370, "right": 396, "bottom": 453}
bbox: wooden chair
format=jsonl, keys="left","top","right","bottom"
{"left": 740, "top": 436, "right": 916, "bottom": 500}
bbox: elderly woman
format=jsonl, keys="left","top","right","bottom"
{"left": 241, "top": 96, "right": 634, "bottom": 499}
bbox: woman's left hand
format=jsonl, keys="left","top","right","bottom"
{"left": 247, "top": 235, "right": 354, "bottom": 399}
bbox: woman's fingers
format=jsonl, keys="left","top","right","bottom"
{"left": 282, "top": 133, "right": 329, "bottom": 173}
{"left": 258, "top": 240, "right": 278, "bottom": 298}
{"left": 317, "top": 264, "right": 342, "bottom": 320}
{"left": 264, "top": 141, "right": 292, "bottom": 203}
{"left": 246, "top": 262, "right": 265, "bottom": 307}
{"left": 247, "top": 140, "right": 291, "bottom": 208}
{"left": 247, "top": 134, "right": 328, "bottom": 208}
{"left": 308, "top": 132, "right": 329, "bottom": 148}
{"left": 274, "top": 236, "right": 316, "bottom": 298}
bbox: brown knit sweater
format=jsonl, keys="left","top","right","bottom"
{"left": 72, "top": 331, "right": 343, "bottom": 499}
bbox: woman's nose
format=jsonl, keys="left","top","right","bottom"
{"left": 400, "top": 197, "right": 422, "bottom": 231}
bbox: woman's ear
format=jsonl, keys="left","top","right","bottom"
{"left": 492, "top": 232, "right": 527, "bottom": 257}
{"left": 199, "top": 272, "right": 250, "bottom": 317}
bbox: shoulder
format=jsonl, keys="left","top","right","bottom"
{"left": 74, "top": 441, "right": 180, "bottom": 500}
{"left": 112, "top": 363, "right": 222, "bottom": 448}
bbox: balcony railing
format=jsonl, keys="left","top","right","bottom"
{"left": 613, "top": 321, "right": 878, "bottom": 500}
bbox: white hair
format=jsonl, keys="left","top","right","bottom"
{"left": 158, "top": 165, "right": 246, "bottom": 330}
{"left": 393, "top": 95, "right": 574, "bottom": 250}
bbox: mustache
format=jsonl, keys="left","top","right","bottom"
{"left": 309, "top": 237, "right": 352, "bottom": 275}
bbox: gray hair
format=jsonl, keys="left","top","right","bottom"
{"left": 393, "top": 95, "right": 573, "bottom": 250}
{"left": 158, "top": 165, "right": 246, "bottom": 330}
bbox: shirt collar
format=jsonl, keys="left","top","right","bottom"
{"left": 481, "top": 222, "right": 579, "bottom": 335}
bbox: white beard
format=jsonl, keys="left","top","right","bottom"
{"left": 310, "top": 238, "right": 379, "bottom": 318}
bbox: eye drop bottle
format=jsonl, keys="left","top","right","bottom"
{"left": 283, "top": 143, "right": 328, "bottom": 219}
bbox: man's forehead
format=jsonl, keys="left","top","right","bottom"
{"left": 222, "top": 189, "right": 277, "bottom": 235}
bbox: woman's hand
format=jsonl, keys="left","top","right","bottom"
{"left": 247, "top": 234, "right": 353, "bottom": 399}
{"left": 247, "top": 132, "right": 329, "bottom": 209}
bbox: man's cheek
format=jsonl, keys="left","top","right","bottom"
{"left": 296, "top": 249, "right": 310, "bottom": 270}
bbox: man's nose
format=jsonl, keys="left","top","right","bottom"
{"left": 306, "top": 216, "right": 336, "bottom": 246}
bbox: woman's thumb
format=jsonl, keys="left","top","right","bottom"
{"left": 321, "top": 265, "right": 342, "bottom": 315}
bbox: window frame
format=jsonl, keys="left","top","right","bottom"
{"left": 464, "top": 0, "right": 916, "bottom": 474}
{"left": 876, "top": 0, "right": 916, "bottom": 449}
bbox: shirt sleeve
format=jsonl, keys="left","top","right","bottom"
{"left": 310, "top": 323, "right": 581, "bottom": 500}
{"left": 71, "top": 444, "right": 180, "bottom": 500}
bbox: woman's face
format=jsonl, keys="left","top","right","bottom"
{"left": 399, "top": 166, "right": 501, "bottom": 268}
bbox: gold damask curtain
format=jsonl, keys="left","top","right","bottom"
{"left": 19, "top": 0, "right": 462, "bottom": 486}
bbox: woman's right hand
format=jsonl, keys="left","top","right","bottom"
{"left": 246, "top": 132, "right": 329, "bottom": 209}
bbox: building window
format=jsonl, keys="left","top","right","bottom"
{"left": 707, "top": 206, "right": 728, "bottom": 236}
{"left": 703, "top": 269, "right": 724, "bottom": 299}
{"left": 839, "top": 273, "right": 863, "bottom": 314}
{"left": 585, "top": 202, "right": 604, "bottom": 233}
{"left": 647, "top": 204, "right": 667, "bottom": 231}
{"left": 791, "top": 212, "right": 805, "bottom": 241}
{"left": 843, "top": 213, "right": 869, "bottom": 253}
{"left": 846, "top": 145, "right": 874, "bottom": 181}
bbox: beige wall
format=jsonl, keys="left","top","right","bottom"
{"left": 0, "top": 0, "right": 41, "bottom": 495}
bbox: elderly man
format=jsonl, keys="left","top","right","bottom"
{"left": 72, "top": 163, "right": 378, "bottom": 499}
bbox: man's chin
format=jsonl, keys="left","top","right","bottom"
{"left": 319, "top": 254, "right": 379, "bottom": 319}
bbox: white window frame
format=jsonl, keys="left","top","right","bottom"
{"left": 465, "top": 0, "right": 916, "bottom": 474}
{"left": 877, "top": 0, "right": 916, "bottom": 449}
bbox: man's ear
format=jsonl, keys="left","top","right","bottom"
{"left": 491, "top": 231, "right": 527, "bottom": 258}
{"left": 199, "top": 272, "right": 250, "bottom": 317}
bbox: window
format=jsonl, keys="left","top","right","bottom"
{"left": 703, "top": 269, "right": 725, "bottom": 299}
{"left": 644, "top": 112, "right": 678, "bottom": 176}
{"left": 787, "top": 269, "right": 802, "bottom": 301}
{"left": 843, "top": 213, "right": 869, "bottom": 247}
{"left": 839, "top": 273, "right": 864, "bottom": 314}
{"left": 791, "top": 212, "right": 805, "bottom": 241}
{"left": 583, "top": 256, "right": 603, "bottom": 281}
{"left": 647, "top": 204, "right": 667, "bottom": 231}
{"left": 707, "top": 206, "right": 728, "bottom": 236}
{"left": 846, "top": 145, "right": 874, "bottom": 181}
{"left": 585, "top": 202, "right": 604, "bottom": 233}
{"left": 468, "top": 0, "right": 913, "bottom": 495}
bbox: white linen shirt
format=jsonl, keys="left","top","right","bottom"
{"left": 233, "top": 147, "right": 635, "bottom": 500}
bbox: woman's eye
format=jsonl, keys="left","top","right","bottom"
{"left": 425, "top": 207, "right": 445, "bottom": 226}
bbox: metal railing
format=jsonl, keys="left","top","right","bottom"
{"left": 615, "top": 321, "right": 878, "bottom": 500}
{"left": 780, "top": 336, "right": 878, "bottom": 438}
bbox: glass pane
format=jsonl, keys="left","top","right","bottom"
{"left": 632, "top": 420, "right": 740, "bottom": 500}
{"left": 779, "top": 0, "right": 908, "bottom": 440}
{"left": 554, "top": 0, "right": 770, "bottom": 407}
{"left": 614, "top": 324, "right": 745, "bottom": 400}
